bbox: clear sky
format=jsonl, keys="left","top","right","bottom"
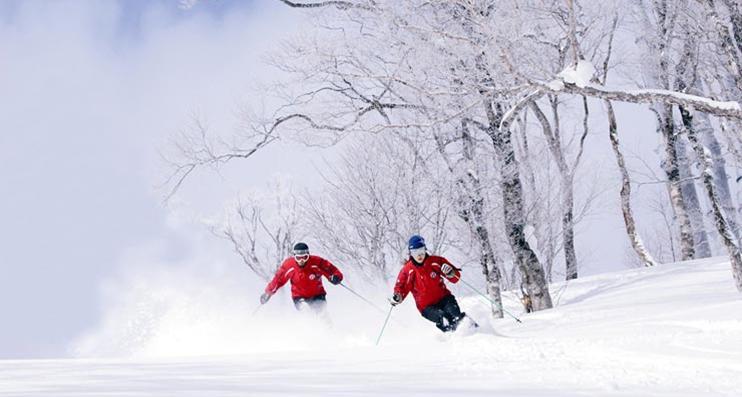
{"left": 0, "top": 0, "right": 678, "bottom": 359}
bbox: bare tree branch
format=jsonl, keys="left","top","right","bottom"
{"left": 277, "top": 0, "right": 373, "bottom": 11}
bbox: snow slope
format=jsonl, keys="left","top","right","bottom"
{"left": 2, "top": 257, "right": 741, "bottom": 396}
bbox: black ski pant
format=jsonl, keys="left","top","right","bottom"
{"left": 421, "top": 294, "right": 465, "bottom": 332}
{"left": 293, "top": 294, "right": 327, "bottom": 313}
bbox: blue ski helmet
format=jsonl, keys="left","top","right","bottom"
{"left": 408, "top": 235, "right": 426, "bottom": 250}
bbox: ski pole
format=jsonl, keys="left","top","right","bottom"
{"left": 339, "top": 282, "right": 388, "bottom": 315}
{"left": 340, "top": 283, "right": 410, "bottom": 328}
{"left": 459, "top": 278, "right": 523, "bottom": 323}
{"left": 250, "top": 303, "right": 263, "bottom": 317}
{"left": 375, "top": 305, "right": 394, "bottom": 346}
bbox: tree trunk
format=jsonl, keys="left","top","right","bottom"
{"left": 672, "top": 31, "right": 714, "bottom": 259}
{"left": 680, "top": 107, "right": 742, "bottom": 291}
{"left": 530, "top": 100, "right": 579, "bottom": 280}
{"left": 458, "top": 181, "right": 504, "bottom": 319}
{"left": 515, "top": 114, "right": 556, "bottom": 282}
{"left": 705, "top": 0, "right": 742, "bottom": 91}
{"left": 658, "top": 104, "right": 697, "bottom": 260}
{"left": 698, "top": 112, "right": 741, "bottom": 245}
{"left": 606, "top": 100, "right": 658, "bottom": 267}
{"left": 561, "top": 181, "right": 578, "bottom": 279}
{"left": 435, "top": 120, "right": 504, "bottom": 319}
{"left": 676, "top": 136, "right": 713, "bottom": 258}
{"left": 460, "top": 120, "right": 504, "bottom": 319}
{"left": 486, "top": 100, "right": 553, "bottom": 311}
{"left": 721, "top": 0, "right": 742, "bottom": 54}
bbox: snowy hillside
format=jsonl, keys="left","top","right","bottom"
{"left": 2, "top": 257, "right": 741, "bottom": 396}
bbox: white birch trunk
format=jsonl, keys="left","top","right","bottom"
{"left": 454, "top": 121, "right": 505, "bottom": 318}
{"left": 606, "top": 100, "right": 658, "bottom": 267}
{"left": 680, "top": 107, "right": 742, "bottom": 291}
{"left": 656, "top": 104, "right": 697, "bottom": 261}
{"left": 676, "top": 136, "right": 713, "bottom": 258}
{"left": 698, "top": 112, "right": 742, "bottom": 245}
{"left": 487, "top": 100, "right": 553, "bottom": 311}
{"left": 529, "top": 100, "right": 578, "bottom": 280}
{"left": 673, "top": 31, "right": 714, "bottom": 259}
{"left": 721, "top": 0, "right": 742, "bottom": 54}
{"left": 705, "top": 0, "right": 742, "bottom": 91}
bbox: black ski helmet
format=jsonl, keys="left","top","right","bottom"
{"left": 292, "top": 242, "right": 309, "bottom": 255}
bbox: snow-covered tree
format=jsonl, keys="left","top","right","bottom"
{"left": 215, "top": 182, "right": 301, "bottom": 281}
{"left": 163, "top": 0, "right": 742, "bottom": 299}
{"left": 301, "top": 133, "right": 456, "bottom": 282}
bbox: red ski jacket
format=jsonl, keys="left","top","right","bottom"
{"left": 265, "top": 255, "right": 343, "bottom": 299}
{"left": 393, "top": 255, "right": 461, "bottom": 312}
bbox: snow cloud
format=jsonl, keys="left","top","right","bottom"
{"left": 0, "top": 0, "right": 304, "bottom": 358}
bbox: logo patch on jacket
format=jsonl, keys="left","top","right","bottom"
{"left": 309, "top": 274, "right": 318, "bottom": 280}
{"left": 430, "top": 272, "right": 438, "bottom": 279}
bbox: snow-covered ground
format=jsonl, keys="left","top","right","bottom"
{"left": 3, "top": 257, "right": 742, "bottom": 396}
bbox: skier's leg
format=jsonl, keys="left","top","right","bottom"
{"left": 306, "top": 294, "right": 328, "bottom": 314}
{"left": 305, "top": 294, "right": 334, "bottom": 326}
{"left": 421, "top": 304, "right": 453, "bottom": 332}
{"left": 293, "top": 297, "right": 308, "bottom": 311}
{"left": 439, "top": 295, "right": 465, "bottom": 330}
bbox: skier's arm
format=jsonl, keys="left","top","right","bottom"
{"left": 434, "top": 258, "right": 461, "bottom": 283}
{"left": 319, "top": 258, "right": 343, "bottom": 284}
{"left": 265, "top": 261, "right": 292, "bottom": 295}
{"left": 393, "top": 266, "right": 413, "bottom": 301}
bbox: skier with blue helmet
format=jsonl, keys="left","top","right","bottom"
{"left": 389, "top": 235, "right": 468, "bottom": 332}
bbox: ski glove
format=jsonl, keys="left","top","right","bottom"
{"left": 329, "top": 275, "right": 342, "bottom": 285}
{"left": 441, "top": 263, "right": 454, "bottom": 277}
{"left": 390, "top": 293, "right": 403, "bottom": 306}
{"left": 260, "top": 292, "right": 272, "bottom": 304}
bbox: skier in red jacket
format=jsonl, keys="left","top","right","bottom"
{"left": 260, "top": 242, "right": 343, "bottom": 312}
{"left": 390, "top": 235, "right": 467, "bottom": 332}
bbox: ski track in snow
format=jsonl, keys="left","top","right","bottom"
{"left": 2, "top": 257, "right": 741, "bottom": 396}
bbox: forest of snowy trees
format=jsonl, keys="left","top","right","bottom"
{"left": 164, "top": 0, "right": 742, "bottom": 318}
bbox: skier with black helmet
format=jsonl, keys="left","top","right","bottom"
{"left": 260, "top": 242, "right": 343, "bottom": 313}
{"left": 389, "top": 235, "right": 470, "bottom": 332}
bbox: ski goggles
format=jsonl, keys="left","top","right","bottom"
{"left": 409, "top": 247, "right": 426, "bottom": 257}
{"left": 294, "top": 253, "right": 309, "bottom": 261}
